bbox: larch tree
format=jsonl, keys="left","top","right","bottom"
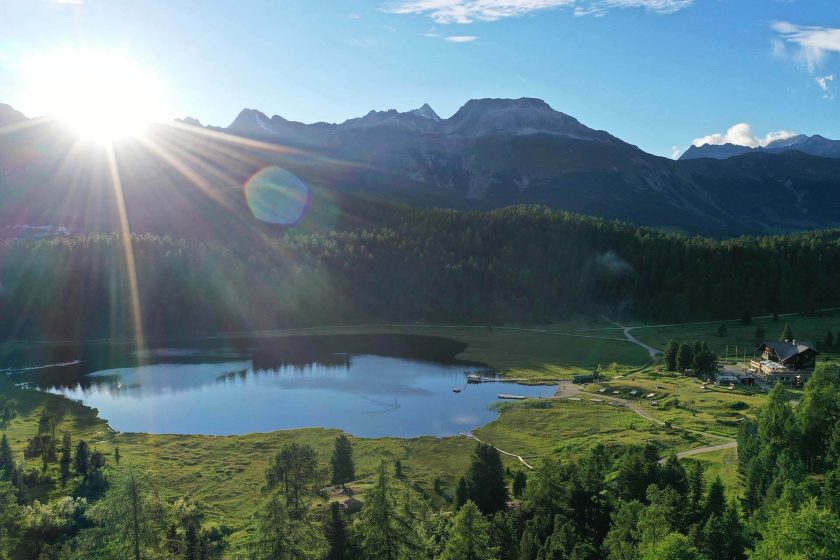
{"left": 83, "top": 468, "right": 164, "bottom": 560}
{"left": 355, "top": 461, "right": 427, "bottom": 560}
{"left": 440, "top": 500, "right": 498, "bottom": 560}
{"left": 250, "top": 490, "right": 327, "bottom": 560}
{"left": 265, "top": 442, "right": 321, "bottom": 518}
{"left": 0, "top": 481, "right": 20, "bottom": 560}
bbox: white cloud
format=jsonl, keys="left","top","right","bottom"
{"left": 384, "top": 0, "right": 692, "bottom": 24}
{"left": 816, "top": 75, "right": 835, "bottom": 99}
{"left": 691, "top": 123, "right": 797, "bottom": 149}
{"left": 445, "top": 35, "right": 479, "bottom": 42}
{"left": 671, "top": 145, "right": 682, "bottom": 159}
{"left": 772, "top": 21, "right": 840, "bottom": 71}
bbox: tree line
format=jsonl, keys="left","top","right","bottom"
{"left": 2, "top": 206, "right": 840, "bottom": 340}
{"left": 3, "top": 368, "right": 840, "bottom": 560}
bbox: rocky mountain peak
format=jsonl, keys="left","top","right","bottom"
{"left": 410, "top": 103, "right": 440, "bottom": 121}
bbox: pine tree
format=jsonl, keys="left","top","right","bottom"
{"left": 781, "top": 323, "right": 794, "bottom": 342}
{"left": 264, "top": 442, "right": 320, "bottom": 518}
{"left": 60, "top": 432, "right": 72, "bottom": 487}
{"left": 687, "top": 462, "right": 705, "bottom": 521}
{"left": 512, "top": 471, "right": 527, "bottom": 498}
{"left": 720, "top": 500, "right": 745, "bottom": 560}
{"left": 455, "top": 477, "right": 468, "bottom": 509}
{"left": 663, "top": 341, "right": 680, "bottom": 371}
{"left": 702, "top": 477, "right": 726, "bottom": 520}
{"left": 0, "top": 481, "right": 21, "bottom": 559}
{"left": 85, "top": 468, "right": 162, "bottom": 560}
{"left": 330, "top": 435, "right": 354, "bottom": 486}
{"left": 250, "top": 490, "right": 327, "bottom": 560}
{"left": 641, "top": 533, "right": 704, "bottom": 560}
{"left": 440, "top": 500, "right": 498, "bottom": 560}
{"left": 0, "top": 434, "right": 12, "bottom": 478}
{"left": 326, "top": 501, "right": 348, "bottom": 560}
{"left": 74, "top": 440, "right": 90, "bottom": 480}
{"left": 355, "top": 461, "right": 426, "bottom": 560}
{"left": 462, "top": 443, "right": 507, "bottom": 515}
{"left": 676, "top": 343, "right": 694, "bottom": 372}
{"left": 699, "top": 514, "right": 726, "bottom": 560}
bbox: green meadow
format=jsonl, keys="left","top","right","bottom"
{"left": 0, "top": 320, "right": 774, "bottom": 541}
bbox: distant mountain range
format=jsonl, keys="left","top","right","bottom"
{"left": 680, "top": 134, "right": 840, "bottom": 160}
{"left": 3, "top": 97, "right": 840, "bottom": 238}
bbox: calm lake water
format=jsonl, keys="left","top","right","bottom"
{"left": 16, "top": 337, "right": 555, "bottom": 437}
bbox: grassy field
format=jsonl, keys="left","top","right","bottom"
{"left": 0, "top": 322, "right": 756, "bottom": 544}
{"left": 683, "top": 448, "right": 742, "bottom": 496}
{"left": 581, "top": 371, "right": 767, "bottom": 438}
{"left": 234, "top": 323, "right": 650, "bottom": 381}
{"left": 475, "top": 398, "right": 716, "bottom": 459}
{"left": 630, "top": 312, "right": 840, "bottom": 362}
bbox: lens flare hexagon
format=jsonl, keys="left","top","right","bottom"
{"left": 244, "top": 166, "right": 311, "bottom": 225}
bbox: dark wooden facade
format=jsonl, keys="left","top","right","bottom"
{"left": 757, "top": 341, "right": 818, "bottom": 371}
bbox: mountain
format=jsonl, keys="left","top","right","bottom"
{"left": 209, "top": 98, "right": 840, "bottom": 235}
{"left": 679, "top": 143, "right": 753, "bottom": 160}
{"left": 0, "top": 103, "right": 27, "bottom": 127}
{"left": 680, "top": 134, "right": 840, "bottom": 160}
{"left": 3, "top": 98, "right": 840, "bottom": 238}
{"left": 225, "top": 98, "right": 618, "bottom": 141}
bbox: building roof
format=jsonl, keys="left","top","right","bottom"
{"left": 757, "top": 340, "right": 819, "bottom": 362}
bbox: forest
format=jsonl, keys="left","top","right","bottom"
{"left": 1, "top": 363, "right": 840, "bottom": 560}
{"left": 2, "top": 205, "right": 840, "bottom": 341}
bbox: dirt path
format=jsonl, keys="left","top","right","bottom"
{"left": 556, "top": 380, "right": 662, "bottom": 423}
{"left": 670, "top": 441, "right": 738, "bottom": 460}
{"left": 556, "top": 379, "right": 733, "bottom": 446}
{"left": 460, "top": 432, "right": 535, "bottom": 470}
{"left": 603, "top": 318, "right": 661, "bottom": 359}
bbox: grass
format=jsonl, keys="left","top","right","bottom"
{"left": 475, "top": 399, "right": 716, "bottom": 459}
{"left": 0, "top": 323, "right": 753, "bottom": 544}
{"left": 582, "top": 371, "right": 765, "bottom": 438}
{"left": 631, "top": 312, "right": 840, "bottom": 363}
{"left": 683, "top": 448, "right": 742, "bottom": 497}
{"left": 236, "top": 323, "right": 650, "bottom": 381}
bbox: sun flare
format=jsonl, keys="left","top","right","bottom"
{"left": 22, "top": 50, "right": 170, "bottom": 142}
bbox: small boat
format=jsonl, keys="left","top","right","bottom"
{"left": 453, "top": 388, "right": 462, "bottom": 393}
{"left": 498, "top": 394, "right": 527, "bottom": 400}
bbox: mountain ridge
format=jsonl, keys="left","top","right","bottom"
{"left": 680, "top": 133, "right": 840, "bottom": 160}
{"left": 3, "top": 98, "right": 840, "bottom": 237}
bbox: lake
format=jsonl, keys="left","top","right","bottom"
{"left": 10, "top": 335, "right": 556, "bottom": 438}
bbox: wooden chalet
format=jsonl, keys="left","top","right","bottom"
{"left": 750, "top": 340, "right": 818, "bottom": 386}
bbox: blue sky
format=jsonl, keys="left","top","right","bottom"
{"left": 0, "top": 0, "right": 838, "bottom": 157}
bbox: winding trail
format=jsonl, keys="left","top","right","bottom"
{"left": 603, "top": 318, "right": 661, "bottom": 360}
{"left": 669, "top": 441, "right": 738, "bottom": 460}
{"left": 556, "top": 378, "right": 736, "bottom": 463}
{"left": 460, "top": 432, "right": 535, "bottom": 470}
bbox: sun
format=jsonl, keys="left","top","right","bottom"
{"left": 22, "top": 50, "right": 170, "bottom": 142}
